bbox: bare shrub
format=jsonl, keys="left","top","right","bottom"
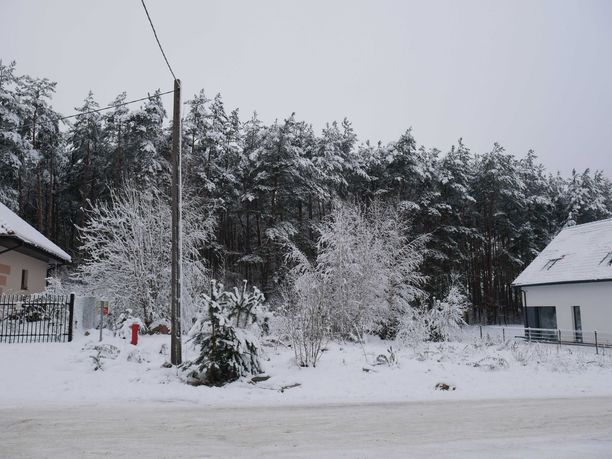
{"left": 281, "top": 246, "right": 331, "bottom": 367}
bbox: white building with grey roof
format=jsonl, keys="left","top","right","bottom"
{"left": 513, "top": 217, "right": 612, "bottom": 340}
{"left": 0, "top": 202, "right": 71, "bottom": 294}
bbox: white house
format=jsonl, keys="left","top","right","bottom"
{"left": 0, "top": 202, "right": 71, "bottom": 294}
{"left": 512, "top": 218, "right": 612, "bottom": 338}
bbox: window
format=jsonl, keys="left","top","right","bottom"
{"left": 21, "top": 269, "right": 28, "bottom": 290}
{"left": 525, "top": 306, "right": 557, "bottom": 340}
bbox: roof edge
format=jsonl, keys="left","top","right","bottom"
{"left": 512, "top": 278, "right": 612, "bottom": 288}
{"left": 0, "top": 235, "right": 71, "bottom": 264}
{"left": 560, "top": 216, "right": 612, "bottom": 232}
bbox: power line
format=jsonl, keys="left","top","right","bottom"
{"left": 140, "top": 0, "right": 177, "bottom": 81}
{"left": 14, "top": 89, "right": 174, "bottom": 135}
{"left": 59, "top": 89, "right": 174, "bottom": 121}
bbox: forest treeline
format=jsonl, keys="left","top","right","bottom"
{"left": 2, "top": 60, "right": 612, "bottom": 324}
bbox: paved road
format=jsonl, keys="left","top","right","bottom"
{"left": 1, "top": 397, "right": 612, "bottom": 458}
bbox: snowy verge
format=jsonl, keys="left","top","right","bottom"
{"left": 1, "top": 330, "right": 611, "bottom": 409}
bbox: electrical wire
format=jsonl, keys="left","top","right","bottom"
{"left": 59, "top": 89, "right": 174, "bottom": 121}
{"left": 14, "top": 89, "right": 174, "bottom": 134}
{"left": 140, "top": 0, "right": 177, "bottom": 81}
{"left": 16, "top": 1, "right": 178, "bottom": 131}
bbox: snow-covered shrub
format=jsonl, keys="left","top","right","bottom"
{"left": 82, "top": 342, "right": 120, "bottom": 359}
{"left": 472, "top": 356, "right": 509, "bottom": 371}
{"left": 126, "top": 348, "right": 149, "bottom": 364}
{"left": 396, "top": 284, "right": 468, "bottom": 348}
{"left": 319, "top": 201, "right": 428, "bottom": 340}
{"left": 183, "top": 280, "right": 264, "bottom": 386}
{"left": 115, "top": 309, "right": 147, "bottom": 339}
{"left": 375, "top": 346, "right": 399, "bottom": 367}
{"left": 510, "top": 342, "right": 532, "bottom": 365}
{"left": 280, "top": 200, "right": 428, "bottom": 346}
{"left": 225, "top": 280, "right": 268, "bottom": 330}
{"left": 44, "top": 268, "right": 73, "bottom": 295}
{"left": 395, "top": 306, "right": 430, "bottom": 347}
{"left": 427, "top": 285, "right": 469, "bottom": 342}
{"left": 83, "top": 343, "right": 120, "bottom": 371}
{"left": 90, "top": 351, "right": 105, "bottom": 371}
{"left": 281, "top": 247, "right": 331, "bottom": 367}
{"left": 75, "top": 183, "right": 215, "bottom": 328}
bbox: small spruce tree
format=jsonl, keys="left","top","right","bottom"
{"left": 184, "top": 281, "right": 264, "bottom": 386}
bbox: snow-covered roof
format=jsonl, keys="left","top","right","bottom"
{"left": 0, "top": 202, "right": 71, "bottom": 263}
{"left": 513, "top": 218, "right": 612, "bottom": 287}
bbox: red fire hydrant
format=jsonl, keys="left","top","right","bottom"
{"left": 130, "top": 323, "right": 139, "bottom": 345}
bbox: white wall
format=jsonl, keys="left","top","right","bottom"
{"left": 522, "top": 282, "right": 612, "bottom": 332}
{"left": 0, "top": 245, "right": 49, "bottom": 294}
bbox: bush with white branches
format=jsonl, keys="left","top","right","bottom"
{"left": 281, "top": 244, "right": 331, "bottom": 367}
{"left": 75, "top": 183, "right": 215, "bottom": 328}
{"left": 427, "top": 284, "right": 469, "bottom": 342}
{"left": 282, "top": 200, "right": 429, "bottom": 351}
{"left": 316, "top": 201, "right": 428, "bottom": 340}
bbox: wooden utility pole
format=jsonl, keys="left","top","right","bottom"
{"left": 170, "top": 78, "right": 183, "bottom": 365}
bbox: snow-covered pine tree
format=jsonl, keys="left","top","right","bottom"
{"left": 566, "top": 168, "right": 611, "bottom": 224}
{"left": 225, "top": 280, "right": 267, "bottom": 329}
{"left": 515, "top": 150, "right": 556, "bottom": 270}
{"left": 471, "top": 144, "right": 526, "bottom": 323}
{"left": 0, "top": 61, "right": 38, "bottom": 212}
{"left": 184, "top": 280, "right": 264, "bottom": 386}
{"left": 249, "top": 113, "right": 320, "bottom": 290}
{"left": 0, "top": 60, "right": 21, "bottom": 209}
{"left": 183, "top": 89, "right": 213, "bottom": 194}
{"left": 126, "top": 90, "right": 168, "bottom": 189}
{"left": 433, "top": 140, "right": 477, "bottom": 296}
{"left": 18, "top": 74, "right": 62, "bottom": 234}
{"left": 102, "top": 92, "right": 131, "bottom": 189}
{"left": 66, "top": 91, "right": 105, "bottom": 235}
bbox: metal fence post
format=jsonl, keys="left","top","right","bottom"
{"left": 595, "top": 330, "right": 598, "bottom": 355}
{"left": 502, "top": 328, "right": 506, "bottom": 342}
{"left": 99, "top": 299, "right": 104, "bottom": 342}
{"left": 479, "top": 325, "right": 483, "bottom": 340}
{"left": 68, "top": 293, "right": 75, "bottom": 342}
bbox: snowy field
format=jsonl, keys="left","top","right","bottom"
{"left": 1, "top": 328, "right": 611, "bottom": 408}
{"left": 2, "top": 329, "right": 612, "bottom": 458}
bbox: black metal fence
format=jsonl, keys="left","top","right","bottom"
{"left": 468, "top": 325, "right": 612, "bottom": 354}
{"left": 0, "top": 293, "right": 74, "bottom": 343}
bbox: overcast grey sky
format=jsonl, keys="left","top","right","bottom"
{"left": 2, "top": 0, "right": 611, "bottom": 176}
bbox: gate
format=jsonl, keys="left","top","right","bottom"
{"left": 0, "top": 293, "right": 74, "bottom": 343}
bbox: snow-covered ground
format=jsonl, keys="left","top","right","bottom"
{"left": 3, "top": 329, "right": 612, "bottom": 457}
{"left": 1, "top": 328, "right": 611, "bottom": 408}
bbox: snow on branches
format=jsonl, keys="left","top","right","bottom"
{"left": 183, "top": 280, "right": 267, "bottom": 386}
{"left": 74, "top": 182, "right": 215, "bottom": 328}
{"left": 281, "top": 200, "right": 429, "bottom": 363}
{"left": 427, "top": 284, "right": 470, "bottom": 342}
